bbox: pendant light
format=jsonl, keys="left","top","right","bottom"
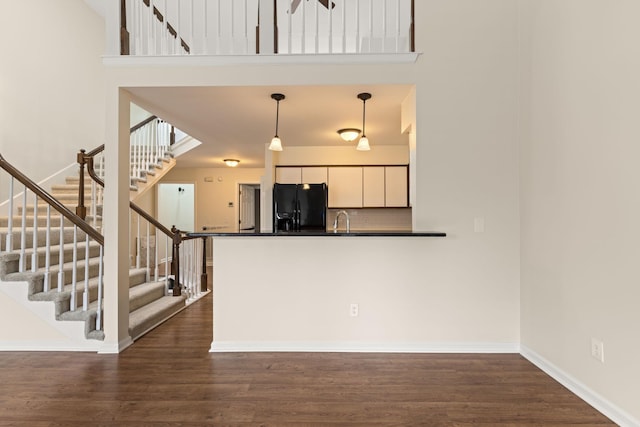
{"left": 356, "top": 92, "right": 371, "bottom": 151}
{"left": 269, "top": 93, "right": 285, "bottom": 151}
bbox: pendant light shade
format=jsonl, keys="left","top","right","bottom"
{"left": 356, "top": 92, "right": 371, "bottom": 151}
{"left": 269, "top": 93, "right": 285, "bottom": 151}
{"left": 356, "top": 136, "right": 370, "bottom": 151}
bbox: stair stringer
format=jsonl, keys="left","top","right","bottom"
{"left": 0, "top": 278, "right": 102, "bottom": 352}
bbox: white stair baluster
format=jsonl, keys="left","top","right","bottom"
{"left": 5, "top": 177, "right": 14, "bottom": 252}
{"left": 146, "top": 220, "right": 151, "bottom": 281}
{"left": 31, "top": 194, "right": 38, "bottom": 272}
{"left": 43, "top": 205, "right": 51, "bottom": 292}
{"left": 71, "top": 225, "right": 78, "bottom": 311}
{"left": 83, "top": 233, "right": 90, "bottom": 311}
{"left": 19, "top": 186, "right": 27, "bottom": 272}
{"left": 96, "top": 245, "right": 104, "bottom": 331}
{"left": 57, "top": 214, "right": 65, "bottom": 292}
{"left": 154, "top": 229, "right": 159, "bottom": 282}
{"left": 136, "top": 212, "right": 141, "bottom": 269}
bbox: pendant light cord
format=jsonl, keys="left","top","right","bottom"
{"left": 361, "top": 98, "right": 366, "bottom": 137}
{"left": 275, "top": 100, "right": 280, "bottom": 137}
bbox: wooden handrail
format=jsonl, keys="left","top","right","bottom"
{"left": 79, "top": 144, "right": 189, "bottom": 296}
{"left": 140, "top": 0, "right": 191, "bottom": 53}
{"left": 130, "top": 115, "right": 157, "bottom": 134}
{"left": 129, "top": 202, "right": 173, "bottom": 237}
{"left": 0, "top": 153, "right": 104, "bottom": 245}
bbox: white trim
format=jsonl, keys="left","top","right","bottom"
{"left": 103, "top": 52, "right": 421, "bottom": 67}
{"left": 99, "top": 336, "right": 134, "bottom": 354}
{"left": 520, "top": 345, "right": 639, "bottom": 427}
{"left": 210, "top": 341, "right": 520, "bottom": 354}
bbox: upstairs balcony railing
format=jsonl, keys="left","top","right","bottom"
{"left": 120, "top": 0, "right": 415, "bottom": 56}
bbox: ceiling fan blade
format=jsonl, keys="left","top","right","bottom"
{"left": 290, "top": 0, "right": 302, "bottom": 14}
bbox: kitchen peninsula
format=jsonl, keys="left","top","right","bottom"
{"left": 193, "top": 230, "right": 468, "bottom": 354}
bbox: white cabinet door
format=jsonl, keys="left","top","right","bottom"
{"left": 385, "top": 166, "right": 408, "bottom": 207}
{"left": 275, "top": 167, "right": 302, "bottom": 184}
{"left": 328, "top": 167, "right": 363, "bottom": 208}
{"left": 363, "top": 167, "right": 385, "bottom": 207}
{"left": 301, "top": 167, "right": 327, "bottom": 184}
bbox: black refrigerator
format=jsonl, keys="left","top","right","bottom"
{"left": 273, "top": 183, "right": 327, "bottom": 232}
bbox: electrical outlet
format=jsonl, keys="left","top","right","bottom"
{"left": 350, "top": 303, "right": 359, "bottom": 317}
{"left": 591, "top": 338, "right": 605, "bottom": 363}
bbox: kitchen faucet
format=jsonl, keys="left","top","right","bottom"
{"left": 333, "top": 210, "right": 350, "bottom": 232}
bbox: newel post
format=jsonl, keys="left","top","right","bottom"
{"left": 76, "top": 149, "right": 87, "bottom": 220}
{"left": 171, "top": 226, "right": 182, "bottom": 296}
{"left": 201, "top": 236, "right": 208, "bottom": 292}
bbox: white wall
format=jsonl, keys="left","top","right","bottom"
{"left": 161, "top": 167, "right": 264, "bottom": 232}
{"left": 519, "top": 0, "right": 640, "bottom": 423}
{"left": 101, "top": 0, "right": 521, "bottom": 348}
{"left": 213, "top": 236, "right": 515, "bottom": 351}
{"left": 0, "top": 0, "right": 105, "bottom": 193}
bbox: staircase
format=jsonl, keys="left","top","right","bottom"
{"left": 0, "top": 161, "right": 187, "bottom": 346}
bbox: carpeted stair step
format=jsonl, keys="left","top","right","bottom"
{"left": 129, "top": 281, "right": 167, "bottom": 312}
{"left": 129, "top": 295, "right": 186, "bottom": 339}
{"left": 0, "top": 227, "right": 90, "bottom": 251}
{"left": 3, "top": 240, "right": 102, "bottom": 270}
{"left": 17, "top": 204, "right": 102, "bottom": 217}
{"left": 50, "top": 183, "right": 94, "bottom": 195}
{"left": 0, "top": 215, "right": 101, "bottom": 228}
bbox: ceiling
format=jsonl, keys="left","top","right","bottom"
{"left": 127, "top": 84, "right": 414, "bottom": 169}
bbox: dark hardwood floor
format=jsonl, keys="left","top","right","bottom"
{"left": 0, "top": 293, "right": 614, "bottom": 426}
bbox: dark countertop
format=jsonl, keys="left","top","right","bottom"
{"left": 188, "top": 230, "right": 446, "bottom": 237}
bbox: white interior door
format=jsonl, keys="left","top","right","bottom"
{"left": 239, "top": 184, "right": 259, "bottom": 231}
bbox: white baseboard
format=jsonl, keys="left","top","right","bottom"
{"left": 210, "top": 341, "right": 520, "bottom": 354}
{"left": 520, "top": 345, "right": 639, "bottom": 427}
{"left": 99, "top": 336, "right": 133, "bottom": 354}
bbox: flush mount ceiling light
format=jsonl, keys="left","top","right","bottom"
{"left": 268, "top": 93, "right": 285, "bottom": 151}
{"left": 337, "top": 128, "right": 361, "bottom": 142}
{"left": 223, "top": 159, "right": 240, "bottom": 167}
{"left": 356, "top": 92, "right": 371, "bottom": 151}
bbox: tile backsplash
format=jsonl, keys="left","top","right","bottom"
{"left": 327, "top": 208, "right": 412, "bottom": 231}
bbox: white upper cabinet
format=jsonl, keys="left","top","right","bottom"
{"left": 275, "top": 167, "right": 302, "bottom": 184}
{"left": 276, "top": 165, "right": 409, "bottom": 208}
{"left": 328, "top": 167, "right": 363, "bottom": 208}
{"left": 385, "top": 166, "right": 408, "bottom": 207}
{"left": 363, "top": 167, "right": 385, "bottom": 207}
{"left": 301, "top": 167, "right": 328, "bottom": 184}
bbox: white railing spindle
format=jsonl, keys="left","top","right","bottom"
{"left": 96, "top": 245, "right": 104, "bottom": 331}
{"left": 58, "top": 214, "right": 65, "bottom": 292}
{"left": 154, "top": 229, "right": 160, "bottom": 281}
{"left": 5, "top": 177, "right": 15, "bottom": 252}
{"left": 146, "top": 221, "right": 151, "bottom": 281}
{"left": 83, "top": 233, "right": 90, "bottom": 311}
{"left": 31, "top": 194, "right": 38, "bottom": 272}
{"left": 19, "top": 186, "right": 27, "bottom": 272}
{"left": 43, "top": 205, "right": 52, "bottom": 292}
{"left": 70, "top": 225, "right": 78, "bottom": 311}
{"left": 136, "top": 212, "right": 141, "bottom": 269}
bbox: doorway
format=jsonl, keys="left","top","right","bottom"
{"left": 238, "top": 183, "right": 260, "bottom": 232}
